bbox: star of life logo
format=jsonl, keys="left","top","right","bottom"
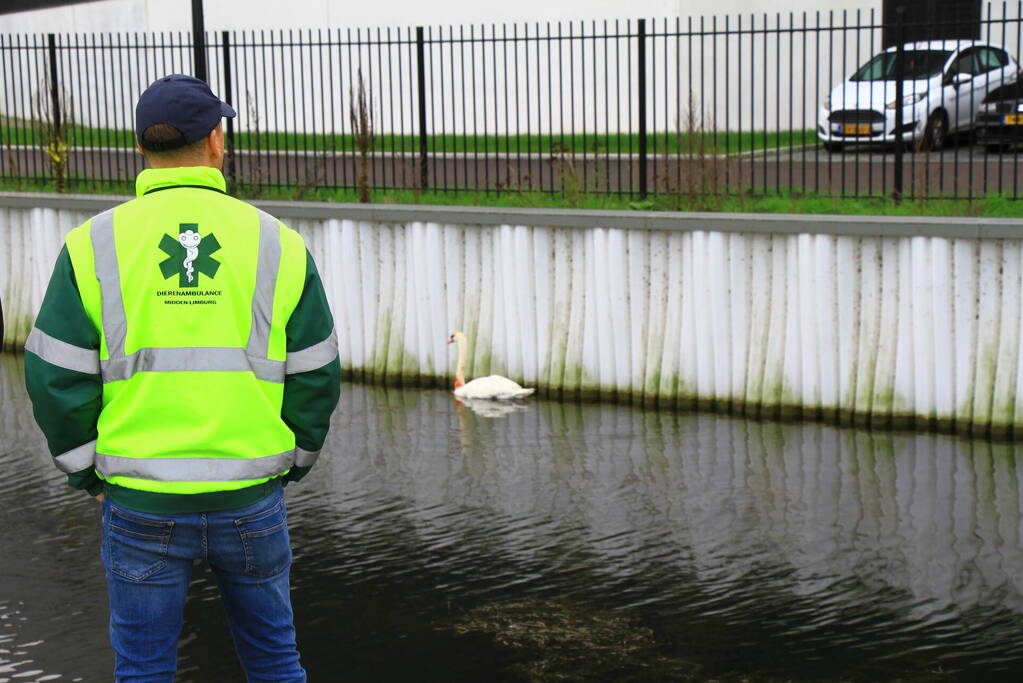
{"left": 158, "top": 223, "right": 221, "bottom": 288}
{"left": 156, "top": 223, "right": 223, "bottom": 305}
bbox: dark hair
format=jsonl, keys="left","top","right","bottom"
{"left": 139, "top": 123, "right": 206, "bottom": 155}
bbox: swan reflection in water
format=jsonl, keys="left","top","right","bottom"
{"left": 456, "top": 396, "right": 532, "bottom": 418}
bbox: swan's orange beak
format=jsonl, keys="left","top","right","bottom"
{"left": 447, "top": 337, "right": 454, "bottom": 344}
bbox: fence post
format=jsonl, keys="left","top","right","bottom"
{"left": 191, "top": 0, "right": 207, "bottom": 81}
{"left": 416, "top": 26, "right": 429, "bottom": 191}
{"left": 221, "top": 30, "right": 236, "bottom": 194}
{"left": 892, "top": 7, "right": 905, "bottom": 202}
{"left": 637, "top": 18, "right": 648, "bottom": 198}
{"left": 47, "top": 34, "right": 61, "bottom": 141}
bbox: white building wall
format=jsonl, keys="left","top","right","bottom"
{"left": 0, "top": 1, "right": 880, "bottom": 34}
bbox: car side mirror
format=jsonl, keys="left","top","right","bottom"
{"left": 951, "top": 72, "right": 974, "bottom": 87}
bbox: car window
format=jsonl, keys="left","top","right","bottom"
{"left": 850, "top": 50, "right": 952, "bottom": 81}
{"left": 949, "top": 49, "right": 980, "bottom": 76}
{"left": 977, "top": 47, "right": 1007, "bottom": 72}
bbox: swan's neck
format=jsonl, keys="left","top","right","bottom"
{"left": 454, "top": 338, "right": 467, "bottom": 388}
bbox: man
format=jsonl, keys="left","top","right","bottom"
{"left": 24, "top": 74, "right": 340, "bottom": 682}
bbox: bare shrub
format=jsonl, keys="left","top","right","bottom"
{"left": 675, "top": 94, "right": 724, "bottom": 211}
{"left": 349, "top": 69, "right": 374, "bottom": 203}
{"left": 33, "top": 77, "right": 73, "bottom": 193}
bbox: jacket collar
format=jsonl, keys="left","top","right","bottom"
{"left": 135, "top": 166, "right": 228, "bottom": 197}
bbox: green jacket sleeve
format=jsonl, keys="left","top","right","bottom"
{"left": 23, "top": 245, "right": 104, "bottom": 496}
{"left": 281, "top": 249, "right": 341, "bottom": 484}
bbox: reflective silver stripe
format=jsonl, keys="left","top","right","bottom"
{"left": 286, "top": 330, "right": 339, "bottom": 374}
{"left": 294, "top": 448, "right": 320, "bottom": 468}
{"left": 246, "top": 210, "right": 281, "bottom": 360}
{"left": 24, "top": 327, "right": 100, "bottom": 374}
{"left": 54, "top": 440, "right": 97, "bottom": 473}
{"left": 89, "top": 209, "right": 126, "bottom": 359}
{"left": 99, "top": 347, "right": 285, "bottom": 383}
{"left": 96, "top": 449, "right": 296, "bottom": 482}
{"left": 248, "top": 355, "right": 286, "bottom": 383}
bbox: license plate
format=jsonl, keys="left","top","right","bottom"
{"left": 840, "top": 123, "right": 872, "bottom": 135}
{"left": 1004, "top": 114, "right": 1023, "bottom": 125}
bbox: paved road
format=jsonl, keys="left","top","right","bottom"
{"left": 5, "top": 141, "right": 1023, "bottom": 197}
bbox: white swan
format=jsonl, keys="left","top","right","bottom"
{"left": 447, "top": 331, "right": 535, "bottom": 400}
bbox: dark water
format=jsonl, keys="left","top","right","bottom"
{"left": 2, "top": 354, "right": 1022, "bottom": 682}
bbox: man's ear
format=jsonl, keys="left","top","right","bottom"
{"left": 207, "top": 125, "right": 223, "bottom": 156}
{"left": 135, "top": 136, "right": 145, "bottom": 155}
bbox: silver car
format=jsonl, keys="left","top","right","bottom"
{"left": 818, "top": 40, "right": 1019, "bottom": 151}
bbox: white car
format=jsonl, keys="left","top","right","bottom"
{"left": 818, "top": 40, "right": 1019, "bottom": 151}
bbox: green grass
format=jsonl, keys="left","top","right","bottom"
{"left": 1, "top": 120, "right": 816, "bottom": 156}
{"left": 4, "top": 175, "right": 1023, "bottom": 218}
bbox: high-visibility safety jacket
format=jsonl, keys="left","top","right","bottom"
{"left": 24, "top": 166, "right": 341, "bottom": 513}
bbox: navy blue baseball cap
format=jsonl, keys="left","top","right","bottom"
{"left": 135, "top": 74, "right": 236, "bottom": 150}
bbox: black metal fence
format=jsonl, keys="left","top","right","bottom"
{"left": 5, "top": 5, "right": 1023, "bottom": 201}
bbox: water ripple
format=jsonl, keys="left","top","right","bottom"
{"left": 3, "top": 360, "right": 1023, "bottom": 679}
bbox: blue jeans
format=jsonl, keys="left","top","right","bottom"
{"left": 100, "top": 486, "right": 306, "bottom": 683}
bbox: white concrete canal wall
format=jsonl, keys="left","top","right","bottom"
{"left": 4, "top": 192, "right": 1023, "bottom": 432}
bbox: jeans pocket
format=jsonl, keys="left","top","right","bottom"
{"left": 106, "top": 506, "right": 174, "bottom": 581}
{"left": 235, "top": 497, "right": 291, "bottom": 578}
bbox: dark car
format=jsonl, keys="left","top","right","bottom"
{"left": 976, "top": 79, "right": 1023, "bottom": 151}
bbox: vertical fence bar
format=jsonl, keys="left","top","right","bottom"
{"left": 435, "top": 25, "right": 443, "bottom": 191}
{"left": 603, "top": 20, "right": 610, "bottom": 194}
{"left": 776, "top": 13, "right": 781, "bottom": 194}
{"left": 801, "top": 12, "right": 807, "bottom": 193}
{"left": 288, "top": 28, "right": 299, "bottom": 192}
{"left": 749, "top": 14, "right": 755, "bottom": 194}
{"left": 415, "top": 26, "right": 428, "bottom": 191}
{"left": 617, "top": 19, "right": 623, "bottom": 194}
{"left": 867, "top": 9, "right": 875, "bottom": 197}
{"left": 568, "top": 21, "right": 577, "bottom": 188}
{"left": 536, "top": 21, "right": 544, "bottom": 192}
{"left": 73, "top": 31, "right": 88, "bottom": 178}
{"left": 191, "top": 0, "right": 207, "bottom": 81}
{"left": 384, "top": 28, "right": 396, "bottom": 192}
{"left": 221, "top": 30, "right": 236, "bottom": 193}
{"left": 994, "top": 3, "right": 1002, "bottom": 194}
{"left": 583, "top": 20, "right": 591, "bottom": 186}
{"left": 490, "top": 24, "right": 498, "bottom": 193}
{"left": 9, "top": 34, "right": 21, "bottom": 180}
{"left": 676, "top": 18, "right": 683, "bottom": 195}
{"left": 637, "top": 18, "right": 648, "bottom": 198}
{"left": 740, "top": 15, "right": 748, "bottom": 192}
{"left": 852, "top": 10, "right": 860, "bottom": 198}
{"left": 893, "top": 8, "right": 905, "bottom": 202}
{"left": 816, "top": 12, "right": 823, "bottom": 195}
{"left": 114, "top": 32, "right": 128, "bottom": 176}
{"left": 591, "top": 21, "right": 599, "bottom": 193}
{"left": 762, "top": 13, "right": 768, "bottom": 194}
{"left": 788, "top": 13, "right": 793, "bottom": 196}
{"left": 463, "top": 24, "right": 471, "bottom": 190}
{"left": 1016, "top": 1, "right": 1021, "bottom": 200}
{"left": 47, "top": 33, "right": 62, "bottom": 149}
{"left": 502, "top": 23, "right": 511, "bottom": 192}
{"left": 834, "top": 11, "right": 842, "bottom": 197}
{"left": 268, "top": 29, "right": 280, "bottom": 189}
{"left": 98, "top": 32, "right": 112, "bottom": 183}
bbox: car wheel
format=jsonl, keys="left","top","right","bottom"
{"left": 986, "top": 143, "right": 1007, "bottom": 154}
{"left": 823, "top": 142, "right": 844, "bottom": 153}
{"left": 923, "top": 111, "right": 948, "bottom": 151}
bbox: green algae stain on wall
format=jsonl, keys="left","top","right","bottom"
{"left": 969, "top": 344, "right": 1000, "bottom": 431}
